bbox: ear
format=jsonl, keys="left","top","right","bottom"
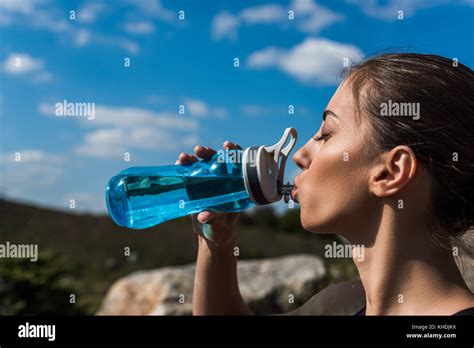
{"left": 369, "top": 145, "right": 417, "bottom": 198}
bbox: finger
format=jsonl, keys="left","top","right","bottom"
{"left": 177, "top": 152, "right": 198, "bottom": 165}
{"left": 197, "top": 211, "right": 223, "bottom": 224}
{"left": 223, "top": 141, "right": 242, "bottom": 150}
{"left": 194, "top": 145, "right": 217, "bottom": 160}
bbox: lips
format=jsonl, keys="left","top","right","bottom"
{"left": 291, "top": 188, "right": 298, "bottom": 202}
{"left": 291, "top": 181, "right": 299, "bottom": 202}
{"left": 291, "top": 176, "right": 300, "bottom": 202}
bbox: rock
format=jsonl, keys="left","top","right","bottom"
{"left": 237, "top": 255, "right": 326, "bottom": 313}
{"left": 97, "top": 254, "right": 326, "bottom": 315}
{"left": 97, "top": 264, "right": 195, "bottom": 315}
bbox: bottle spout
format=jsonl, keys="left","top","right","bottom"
{"left": 278, "top": 182, "right": 298, "bottom": 204}
{"left": 242, "top": 127, "right": 298, "bottom": 205}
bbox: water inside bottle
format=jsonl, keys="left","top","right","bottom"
{"left": 106, "top": 169, "right": 253, "bottom": 229}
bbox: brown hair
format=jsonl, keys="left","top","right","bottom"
{"left": 343, "top": 53, "right": 474, "bottom": 251}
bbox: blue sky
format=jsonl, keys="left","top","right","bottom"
{"left": 0, "top": 0, "right": 473, "bottom": 214}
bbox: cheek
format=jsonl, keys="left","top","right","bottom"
{"left": 299, "top": 142, "right": 369, "bottom": 232}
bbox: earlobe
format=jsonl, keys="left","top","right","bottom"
{"left": 370, "top": 146, "right": 417, "bottom": 198}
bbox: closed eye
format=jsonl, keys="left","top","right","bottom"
{"left": 312, "top": 132, "right": 330, "bottom": 142}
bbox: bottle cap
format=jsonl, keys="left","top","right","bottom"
{"left": 242, "top": 127, "right": 297, "bottom": 205}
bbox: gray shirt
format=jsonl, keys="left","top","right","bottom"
{"left": 279, "top": 280, "right": 366, "bottom": 315}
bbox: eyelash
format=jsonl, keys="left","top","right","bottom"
{"left": 312, "top": 132, "right": 331, "bottom": 142}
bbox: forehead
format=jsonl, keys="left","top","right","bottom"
{"left": 326, "top": 79, "right": 356, "bottom": 118}
{"left": 324, "top": 78, "right": 375, "bottom": 145}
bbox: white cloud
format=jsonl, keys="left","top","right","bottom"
{"left": 77, "top": 2, "right": 106, "bottom": 23}
{"left": 62, "top": 192, "right": 106, "bottom": 213}
{"left": 211, "top": 0, "right": 343, "bottom": 41}
{"left": 0, "top": 149, "right": 65, "bottom": 196}
{"left": 0, "top": 0, "right": 45, "bottom": 15}
{"left": 0, "top": 0, "right": 68, "bottom": 32}
{"left": 74, "top": 128, "right": 126, "bottom": 157}
{"left": 240, "top": 4, "right": 287, "bottom": 24}
{"left": 0, "top": 149, "right": 63, "bottom": 163}
{"left": 292, "top": 0, "right": 344, "bottom": 33}
{"left": 212, "top": 107, "right": 229, "bottom": 119}
{"left": 211, "top": 12, "right": 240, "bottom": 41}
{"left": 247, "top": 38, "right": 364, "bottom": 85}
{"left": 240, "top": 104, "right": 310, "bottom": 117}
{"left": 2, "top": 53, "right": 42, "bottom": 74}
{"left": 346, "top": 0, "right": 426, "bottom": 19}
{"left": 91, "top": 105, "right": 199, "bottom": 130}
{"left": 241, "top": 105, "right": 273, "bottom": 117}
{"left": 184, "top": 99, "right": 229, "bottom": 119}
{"left": 123, "top": 21, "right": 155, "bottom": 34}
{"left": 38, "top": 98, "right": 228, "bottom": 158}
{"left": 0, "top": 0, "right": 139, "bottom": 54}
{"left": 38, "top": 103, "right": 200, "bottom": 158}
{"left": 346, "top": 0, "right": 474, "bottom": 20}
{"left": 38, "top": 102, "right": 55, "bottom": 115}
{"left": 247, "top": 47, "right": 284, "bottom": 69}
{"left": 123, "top": 0, "right": 175, "bottom": 22}
{"left": 2, "top": 53, "right": 53, "bottom": 83}
{"left": 74, "top": 29, "right": 92, "bottom": 47}
{"left": 69, "top": 28, "right": 139, "bottom": 54}
{"left": 38, "top": 103, "right": 203, "bottom": 129}
{"left": 31, "top": 71, "right": 53, "bottom": 83}
{"left": 118, "top": 39, "right": 140, "bottom": 54}
{"left": 32, "top": 10, "right": 69, "bottom": 32}
{"left": 74, "top": 127, "right": 199, "bottom": 157}
{"left": 185, "top": 99, "right": 208, "bottom": 117}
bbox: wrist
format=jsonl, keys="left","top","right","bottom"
{"left": 198, "top": 233, "right": 236, "bottom": 254}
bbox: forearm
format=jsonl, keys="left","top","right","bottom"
{"left": 192, "top": 234, "right": 252, "bottom": 315}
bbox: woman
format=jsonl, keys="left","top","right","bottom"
{"left": 175, "top": 53, "right": 474, "bottom": 315}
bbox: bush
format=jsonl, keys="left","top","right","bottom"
{"left": 0, "top": 250, "right": 88, "bottom": 315}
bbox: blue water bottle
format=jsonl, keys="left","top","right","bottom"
{"left": 106, "top": 128, "right": 298, "bottom": 229}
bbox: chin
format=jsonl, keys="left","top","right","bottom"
{"left": 300, "top": 210, "right": 336, "bottom": 234}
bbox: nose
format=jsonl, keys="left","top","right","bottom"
{"left": 292, "top": 147, "right": 309, "bottom": 171}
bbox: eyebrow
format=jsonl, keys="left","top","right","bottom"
{"left": 322, "top": 110, "right": 339, "bottom": 121}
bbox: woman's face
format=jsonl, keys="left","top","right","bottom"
{"left": 292, "top": 80, "right": 379, "bottom": 235}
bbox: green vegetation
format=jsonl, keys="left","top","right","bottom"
{"left": 0, "top": 250, "right": 89, "bottom": 314}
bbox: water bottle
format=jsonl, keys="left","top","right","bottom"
{"left": 106, "top": 127, "right": 298, "bottom": 229}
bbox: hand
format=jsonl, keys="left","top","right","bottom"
{"left": 175, "top": 141, "right": 242, "bottom": 248}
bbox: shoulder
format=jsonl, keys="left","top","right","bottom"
{"left": 280, "top": 280, "right": 366, "bottom": 315}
